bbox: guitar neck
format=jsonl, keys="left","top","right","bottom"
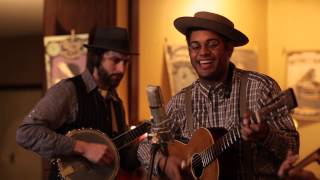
{"left": 201, "top": 126, "right": 242, "bottom": 167}
{"left": 112, "top": 121, "right": 151, "bottom": 150}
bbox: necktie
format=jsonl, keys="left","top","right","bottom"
{"left": 106, "top": 90, "right": 119, "bottom": 134}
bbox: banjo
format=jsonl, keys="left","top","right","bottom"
{"left": 56, "top": 121, "right": 151, "bottom": 180}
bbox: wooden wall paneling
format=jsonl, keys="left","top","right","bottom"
{"left": 43, "top": 0, "right": 116, "bottom": 35}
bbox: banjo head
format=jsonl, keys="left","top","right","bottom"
{"left": 57, "top": 129, "right": 120, "bottom": 180}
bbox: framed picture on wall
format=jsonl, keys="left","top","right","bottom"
{"left": 44, "top": 32, "right": 89, "bottom": 88}
{"left": 164, "top": 42, "right": 197, "bottom": 96}
{"left": 230, "top": 49, "right": 258, "bottom": 72}
{"left": 286, "top": 50, "right": 320, "bottom": 122}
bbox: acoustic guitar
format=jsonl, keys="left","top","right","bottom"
{"left": 56, "top": 121, "right": 151, "bottom": 180}
{"left": 165, "top": 88, "right": 298, "bottom": 180}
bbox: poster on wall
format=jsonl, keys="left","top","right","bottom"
{"left": 164, "top": 42, "right": 258, "bottom": 95}
{"left": 231, "top": 49, "right": 258, "bottom": 72}
{"left": 164, "top": 43, "right": 197, "bottom": 96}
{"left": 44, "top": 32, "right": 89, "bottom": 88}
{"left": 286, "top": 50, "right": 320, "bottom": 122}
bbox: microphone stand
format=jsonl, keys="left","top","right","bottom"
{"left": 145, "top": 85, "right": 171, "bottom": 180}
{"left": 147, "top": 140, "right": 161, "bottom": 180}
{"left": 146, "top": 123, "right": 170, "bottom": 180}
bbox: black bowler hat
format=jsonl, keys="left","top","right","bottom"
{"left": 84, "top": 27, "right": 138, "bottom": 55}
{"left": 174, "top": 11, "right": 249, "bottom": 46}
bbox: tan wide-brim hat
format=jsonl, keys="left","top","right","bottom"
{"left": 174, "top": 11, "right": 249, "bottom": 46}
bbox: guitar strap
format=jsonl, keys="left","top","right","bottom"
{"left": 239, "top": 70, "right": 255, "bottom": 180}
{"left": 239, "top": 71, "right": 248, "bottom": 121}
{"left": 184, "top": 85, "right": 193, "bottom": 134}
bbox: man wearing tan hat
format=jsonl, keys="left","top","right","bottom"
{"left": 16, "top": 27, "right": 140, "bottom": 179}
{"left": 138, "top": 11, "right": 299, "bottom": 179}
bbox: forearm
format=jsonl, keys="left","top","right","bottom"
{"left": 260, "top": 123, "right": 299, "bottom": 160}
{"left": 16, "top": 123, "right": 75, "bottom": 158}
{"left": 257, "top": 84, "right": 299, "bottom": 160}
{"left": 16, "top": 80, "right": 76, "bottom": 158}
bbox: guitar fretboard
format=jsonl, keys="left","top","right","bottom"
{"left": 112, "top": 122, "right": 151, "bottom": 150}
{"left": 200, "top": 126, "right": 241, "bottom": 167}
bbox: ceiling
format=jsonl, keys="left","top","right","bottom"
{"left": 0, "top": 0, "right": 43, "bottom": 37}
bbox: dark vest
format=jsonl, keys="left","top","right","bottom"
{"left": 56, "top": 75, "right": 126, "bottom": 137}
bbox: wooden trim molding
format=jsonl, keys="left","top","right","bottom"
{"left": 128, "top": 0, "right": 139, "bottom": 125}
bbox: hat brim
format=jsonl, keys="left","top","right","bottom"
{"left": 83, "top": 44, "right": 139, "bottom": 55}
{"left": 174, "top": 17, "right": 249, "bottom": 46}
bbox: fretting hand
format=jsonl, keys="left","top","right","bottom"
{"left": 240, "top": 111, "right": 269, "bottom": 141}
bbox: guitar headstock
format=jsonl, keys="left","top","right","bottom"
{"left": 255, "top": 88, "right": 298, "bottom": 123}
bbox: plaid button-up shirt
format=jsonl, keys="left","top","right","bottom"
{"left": 137, "top": 65, "right": 299, "bottom": 179}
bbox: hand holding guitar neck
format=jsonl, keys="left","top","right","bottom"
{"left": 241, "top": 88, "right": 297, "bottom": 142}
{"left": 278, "top": 148, "right": 320, "bottom": 180}
{"left": 241, "top": 111, "right": 270, "bottom": 142}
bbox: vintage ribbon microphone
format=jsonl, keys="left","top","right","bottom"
{"left": 146, "top": 85, "right": 171, "bottom": 180}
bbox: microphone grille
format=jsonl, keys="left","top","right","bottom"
{"left": 146, "top": 85, "right": 163, "bottom": 108}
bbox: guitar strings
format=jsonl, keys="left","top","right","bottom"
{"left": 190, "top": 127, "right": 241, "bottom": 168}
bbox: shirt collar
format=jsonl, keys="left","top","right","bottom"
{"left": 81, "top": 69, "right": 98, "bottom": 93}
{"left": 197, "top": 63, "right": 235, "bottom": 98}
{"left": 81, "top": 70, "right": 119, "bottom": 101}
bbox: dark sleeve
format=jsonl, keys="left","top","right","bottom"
{"left": 15, "top": 80, "right": 77, "bottom": 158}
{"left": 254, "top": 77, "right": 300, "bottom": 160}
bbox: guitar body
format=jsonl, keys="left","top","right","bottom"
{"left": 167, "top": 128, "right": 219, "bottom": 180}
{"left": 57, "top": 129, "right": 120, "bottom": 180}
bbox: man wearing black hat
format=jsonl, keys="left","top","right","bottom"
{"left": 16, "top": 27, "right": 140, "bottom": 179}
{"left": 138, "top": 11, "right": 299, "bottom": 179}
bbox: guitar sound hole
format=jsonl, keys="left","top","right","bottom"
{"left": 191, "top": 153, "right": 203, "bottom": 178}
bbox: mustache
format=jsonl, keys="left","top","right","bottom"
{"left": 109, "top": 73, "right": 123, "bottom": 79}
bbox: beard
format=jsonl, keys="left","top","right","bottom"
{"left": 97, "top": 65, "right": 123, "bottom": 89}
